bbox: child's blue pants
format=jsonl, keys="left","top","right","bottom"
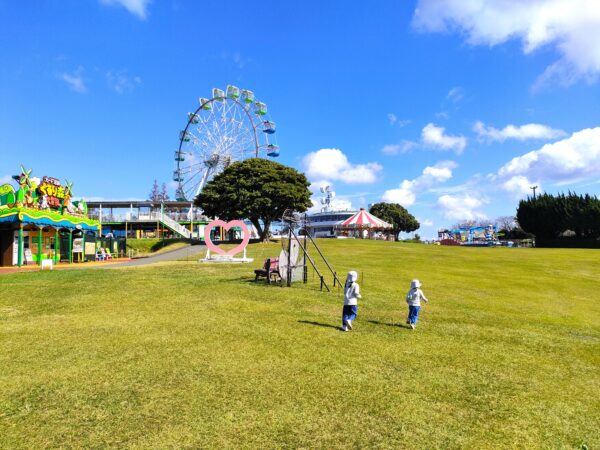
{"left": 408, "top": 305, "right": 420, "bottom": 324}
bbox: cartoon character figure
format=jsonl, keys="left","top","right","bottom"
{"left": 0, "top": 183, "right": 16, "bottom": 209}
{"left": 61, "top": 180, "right": 75, "bottom": 215}
{"left": 76, "top": 199, "right": 85, "bottom": 215}
{"left": 15, "top": 166, "right": 34, "bottom": 208}
{"left": 39, "top": 194, "right": 49, "bottom": 210}
{"left": 64, "top": 194, "right": 75, "bottom": 214}
{"left": 24, "top": 189, "right": 35, "bottom": 208}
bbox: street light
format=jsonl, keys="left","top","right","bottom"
{"left": 530, "top": 185, "right": 538, "bottom": 200}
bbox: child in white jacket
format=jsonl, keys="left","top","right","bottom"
{"left": 342, "top": 271, "right": 361, "bottom": 331}
{"left": 405, "top": 279, "right": 428, "bottom": 329}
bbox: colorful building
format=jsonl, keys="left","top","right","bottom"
{"left": 0, "top": 167, "right": 100, "bottom": 267}
{"left": 86, "top": 200, "right": 210, "bottom": 239}
{"left": 86, "top": 200, "right": 258, "bottom": 241}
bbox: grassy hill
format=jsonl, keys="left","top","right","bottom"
{"left": 1, "top": 240, "right": 598, "bottom": 448}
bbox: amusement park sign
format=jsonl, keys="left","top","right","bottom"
{"left": 0, "top": 166, "right": 87, "bottom": 216}
{"left": 38, "top": 176, "right": 66, "bottom": 209}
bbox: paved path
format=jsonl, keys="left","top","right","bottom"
{"left": 106, "top": 244, "right": 207, "bottom": 267}
{"left": 0, "top": 245, "right": 207, "bottom": 274}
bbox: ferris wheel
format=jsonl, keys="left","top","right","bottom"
{"left": 173, "top": 85, "right": 279, "bottom": 201}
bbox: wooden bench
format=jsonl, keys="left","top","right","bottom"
{"left": 254, "top": 257, "right": 280, "bottom": 284}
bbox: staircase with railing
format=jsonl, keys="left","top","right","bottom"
{"left": 160, "top": 212, "right": 192, "bottom": 239}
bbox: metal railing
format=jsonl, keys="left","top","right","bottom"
{"left": 160, "top": 213, "right": 192, "bottom": 239}
{"left": 88, "top": 211, "right": 208, "bottom": 223}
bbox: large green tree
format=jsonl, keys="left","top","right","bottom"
{"left": 369, "top": 202, "right": 419, "bottom": 241}
{"left": 517, "top": 192, "right": 600, "bottom": 239}
{"left": 195, "top": 158, "right": 312, "bottom": 241}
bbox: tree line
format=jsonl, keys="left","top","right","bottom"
{"left": 517, "top": 192, "right": 600, "bottom": 239}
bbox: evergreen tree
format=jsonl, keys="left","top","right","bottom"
{"left": 195, "top": 158, "right": 312, "bottom": 241}
{"left": 517, "top": 192, "right": 600, "bottom": 239}
{"left": 369, "top": 202, "right": 419, "bottom": 241}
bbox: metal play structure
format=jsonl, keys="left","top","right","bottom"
{"left": 174, "top": 85, "right": 280, "bottom": 202}
{"left": 279, "top": 210, "right": 342, "bottom": 292}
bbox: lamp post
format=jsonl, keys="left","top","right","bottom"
{"left": 530, "top": 185, "right": 538, "bottom": 200}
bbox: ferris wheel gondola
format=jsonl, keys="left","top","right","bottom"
{"left": 173, "top": 85, "right": 280, "bottom": 202}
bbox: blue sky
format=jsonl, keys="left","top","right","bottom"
{"left": 1, "top": 0, "right": 599, "bottom": 238}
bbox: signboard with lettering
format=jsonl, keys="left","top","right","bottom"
{"left": 85, "top": 242, "right": 96, "bottom": 255}
{"left": 1, "top": 167, "right": 88, "bottom": 216}
{"left": 72, "top": 238, "right": 83, "bottom": 253}
{"left": 24, "top": 249, "right": 34, "bottom": 264}
{"left": 38, "top": 176, "right": 67, "bottom": 209}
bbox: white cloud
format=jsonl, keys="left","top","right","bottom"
{"left": 501, "top": 175, "right": 541, "bottom": 200}
{"left": 384, "top": 123, "right": 466, "bottom": 157}
{"left": 307, "top": 181, "right": 354, "bottom": 213}
{"left": 0, "top": 175, "right": 13, "bottom": 185}
{"left": 303, "top": 148, "right": 382, "bottom": 184}
{"left": 437, "top": 194, "right": 488, "bottom": 221}
{"left": 309, "top": 180, "right": 332, "bottom": 194}
{"left": 381, "top": 140, "right": 417, "bottom": 155}
{"left": 100, "top": 0, "right": 150, "bottom": 19}
{"left": 474, "top": 121, "right": 567, "bottom": 142}
{"left": 382, "top": 182, "right": 417, "bottom": 207}
{"left": 498, "top": 126, "right": 600, "bottom": 184}
{"left": 331, "top": 198, "right": 353, "bottom": 211}
{"left": 232, "top": 52, "right": 249, "bottom": 69}
{"left": 413, "top": 0, "right": 600, "bottom": 87}
{"left": 447, "top": 86, "right": 464, "bottom": 103}
{"left": 106, "top": 70, "right": 142, "bottom": 94}
{"left": 422, "top": 123, "right": 467, "bottom": 154}
{"left": 382, "top": 161, "right": 457, "bottom": 207}
{"left": 421, "top": 219, "right": 434, "bottom": 227}
{"left": 387, "top": 113, "right": 411, "bottom": 127}
{"left": 58, "top": 67, "right": 86, "bottom": 93}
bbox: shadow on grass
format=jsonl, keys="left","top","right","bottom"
{"left": 368, "top": 320, "right": 411, "bottom": 329}
{"left": 238, "top": 278, "right": 334, "bottom": 292}
{"left": 298, "top": 320, "right": 342, "bottom": 331}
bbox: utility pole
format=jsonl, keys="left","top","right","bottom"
{"left": 530, "top": 185, "right": 538, "bottom": 200}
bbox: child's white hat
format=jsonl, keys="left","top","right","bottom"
{"left": 347, "top": 271, "right": 358, "bottom": 282}
{"left": 410, "top": 279, "right": 421, "bottom": 289}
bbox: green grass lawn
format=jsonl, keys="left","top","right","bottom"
{"left": 1, "top": 240, "right": 599, "bottom": 448}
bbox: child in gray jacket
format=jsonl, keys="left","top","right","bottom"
{"left": 406, "top": 279, "right": 428, "bottom": 329}
{"left": 342, "top": 271, "right": 361, "bottom": 331}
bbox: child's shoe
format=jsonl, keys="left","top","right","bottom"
{"left": 347, "top": 321, "right": 353, "bottom": 330}
{"left": 410, "top": 323, "right": 415, "bottom": 329}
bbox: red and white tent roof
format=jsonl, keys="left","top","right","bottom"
{"left": 337, "top": 208, "right": 392, "bottom": 229}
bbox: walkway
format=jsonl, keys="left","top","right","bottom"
{"left": 0, "top": 244, "right": 207, "bottom": 274}
{"left": 106, "top": 244, "right": 206, "bottom": 268}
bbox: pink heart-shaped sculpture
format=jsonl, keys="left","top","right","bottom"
{"left": 204, "top": 219, "right": 250, "bottom": 256}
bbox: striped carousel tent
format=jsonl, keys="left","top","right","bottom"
{"left": 336, "top": 208, "right": 392, "bottom": 238}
